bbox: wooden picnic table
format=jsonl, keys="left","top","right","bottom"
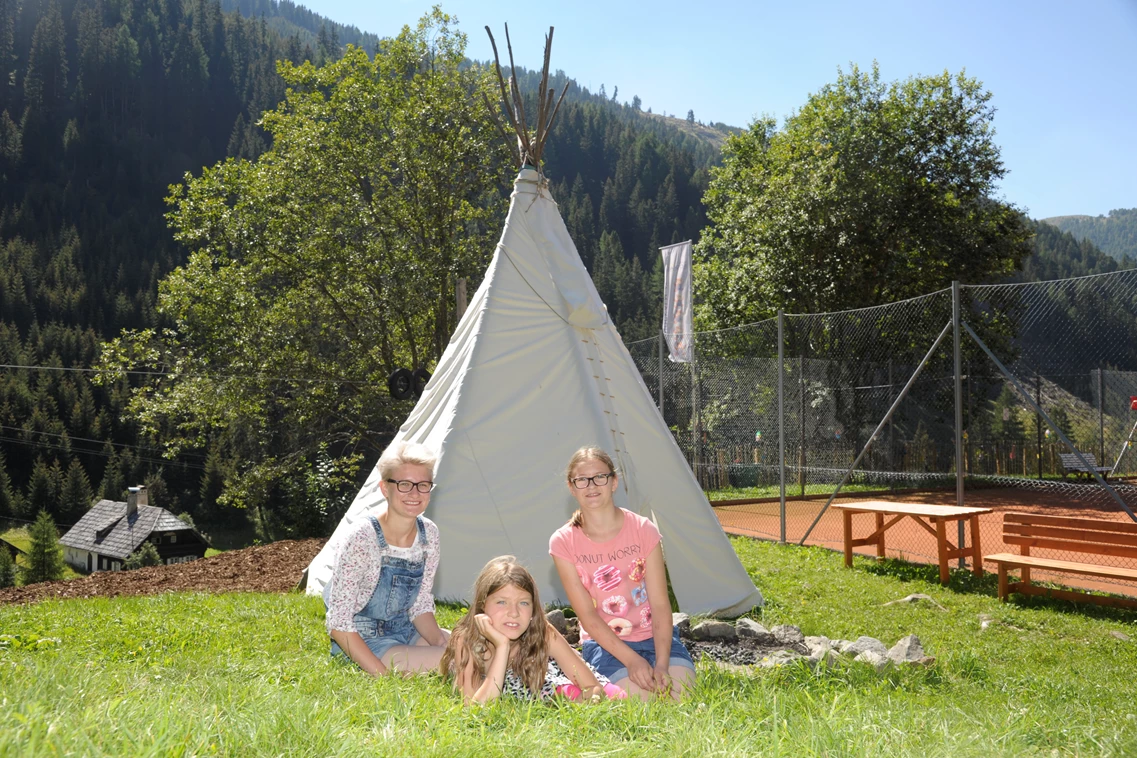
{"left": 832, "top": 501, "right": 994, "bottom": 585}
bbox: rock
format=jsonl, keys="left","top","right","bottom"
{"left": 914, "top": 656, "right": 936, "bottom": 667}
{"left": 841, "top": 636, "right": 887, "bottom": 657}
{"left": 887, "top": 634, "right": 926, "bottom": 664}
{"left": 672, "top": 612, "right": 691, "bottom": 636}
{"left": 804, "top": 635, "right": 833, "bottom": 656}
{"left": 546, "top": 609, "right": 567, "bottom": 635}
{"left": 883, "top": 593, "right": 948, "bottom": 611}
{"left": 771, "top": 624, "right": 804, "bottom": 645}
{"left": 564, "top": 617, "right": 580, "bottom": 645}
{"left": 736, "top": 618, "right": 773, "bottom": 642}
{"left": 854, "top": 650, "right": 891, "bottom": 671}
{"left": 691, "top": 620, "right": 737, "bottom": 641}
{"left": 1110, "top": 630, "right": 1131, "bottom": 641}
{"left": 812, "top": 649, "right": 842, "bottom": 669}
{"left": 757, "top": 650, "right": 805, "bottom": 669}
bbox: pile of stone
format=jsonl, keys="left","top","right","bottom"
{"left": 676, "top": 612, "right": 935, "bottom": 671}
{"left": 545, "top": 608, "right": 934, "bottom": 672}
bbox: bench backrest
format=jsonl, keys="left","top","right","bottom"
{"left": 1059, "top": 452, "right": 1101, "bottom": 468}
{"left": 1003, "top": 512, "right": 1137, "bottom": 560}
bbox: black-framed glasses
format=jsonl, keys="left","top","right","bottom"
{"left": 570, "top": 473, "right": 614, "bottom": 489}
{"left": 386, "top": 479, "right": 436, "bottom": 493}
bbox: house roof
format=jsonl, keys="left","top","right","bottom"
{"left": 1, "top": 537, "right": 24, "bottom": 556}
{"left": 60, "top": 500, "right": 202, "bottom": 560}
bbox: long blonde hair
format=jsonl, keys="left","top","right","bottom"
{"left": 565, "top": 446, "right": 618, "bottom": 528}
{"left": 440, "top": 556, "right": 549, "bottom": 695}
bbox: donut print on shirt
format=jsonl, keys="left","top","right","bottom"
{"left": 639, "top": 606, "right": 652, "bottom": 628}
{"left": 629, "top": 557, "right": 646, "bottom": 583}
{"left": 602, "top": 594, "right": 629, "bottom": 617}
{"left": 630, "top": 582, "right": 648, "bottom": 607}
{"left": 593, "top": 564, "right": 621, "bottom": 592}
{"left": 608, "top": 617, "right": 633, "bottom": 637}
{"left": 576, "top": 564, "right": 591, "bottom": 589}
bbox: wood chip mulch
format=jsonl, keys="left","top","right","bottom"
{"left": 0, "top": 538, "right": 327, "bottom": 606}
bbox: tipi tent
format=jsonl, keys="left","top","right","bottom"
{"left": 305, "top": 29, "right": 762, "bottom": 617}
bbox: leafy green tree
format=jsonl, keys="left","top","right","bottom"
{"left": 22, "top": 510, "right": 65, "bottom": 584}
{"left": 0, "top": 543, "right": 16, "bottom": 587}
{"left": 696, "top": 63, "right": 1032, "bottom": 327}
{"left": 124, "top": 540, "right": 162, "bottom": 569}
{"left": 100, "top": 10, "right": 507, "bottom": 531}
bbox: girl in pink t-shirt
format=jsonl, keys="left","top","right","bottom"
{"left": 549, "top": 446, "right": 696, "bottom": 700}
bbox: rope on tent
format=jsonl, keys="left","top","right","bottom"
{"left": 485, "top": 24, "right": 570, "bottom": 172}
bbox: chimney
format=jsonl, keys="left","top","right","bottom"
{"left": 126, "top": 486, "right": 147, "bottom": 516}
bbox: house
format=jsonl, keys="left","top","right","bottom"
{"left": 60, "top": 486, "right": 210, "bottom": 573}
{"left": 1, "top": 536, "right": 23, "bottom": 561}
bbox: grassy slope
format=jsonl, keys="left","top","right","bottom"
{"left": 2, "top": 539, "right": 1136, "bottom": 756}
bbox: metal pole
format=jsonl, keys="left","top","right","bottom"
{"left": 778, "top": 310, "right": 786, "bottom": 543}
{"left": 964, "top": 321, "right": 1136, "bottom": 522}
{"left": 658, "top": 330, "right": 665, "bottom": 417}
{"left": 953, "top": 281, "right": 965, "bottom": 568}
{"left": 691, "top": 333, "right": 699, "bottom": 487}
{"left": 1098, "top": 366, "right": 1105, "bottom": 463}
{"left": 799, "top": 352, "right": 807, "bottom": 497}
{"left": 800, "top": 318, "right": 955, "bottom": 544}
{"left": 1113, "top": 418, "right": 1137, "bottom": 475}
{"left": 1036, "top": 372, "right": 1043, "bottom": 480}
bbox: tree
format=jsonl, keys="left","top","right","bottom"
{"left": 25, "top": 458, "right": 62, "bottom": 519}
{"left": 0, "top": 543, "right": 15, "bottom": 587}
{"left": 22, "top": 510, "right": 65, "bottom": 584}
{"left": 124, "top": 540, "right": 161, "bottom": 569}
{"left": 695, "top": 63, "right": 1032, "bottom": 328}
{"left": 59, "top": 459, "right": 94, "bottom": 523}
{"left": 99, "top": 10, "right": 508, "bottom": 532}
{"left": 687, "top": 109, "right": 695, "bottom": 123}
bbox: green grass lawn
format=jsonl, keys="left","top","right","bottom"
{"left": 2, "top": 539, "right": 1136, "bottom": 756}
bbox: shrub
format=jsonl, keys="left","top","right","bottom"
{"left": 124, "top": 541, "right": 162, "bottom": 570}
{"left": 0, "top": 544, "right": 16, "bottom": 588}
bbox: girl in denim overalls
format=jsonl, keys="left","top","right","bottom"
{"left": 324, "top": 442, "right": 449, "bottom": 675}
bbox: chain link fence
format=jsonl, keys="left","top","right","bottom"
{"left": 627, "top": 269, "right": 1137, "bottom": 593}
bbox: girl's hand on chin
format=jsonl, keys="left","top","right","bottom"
{"left": 474, "top": 613, "right": 510, "bottom": 646}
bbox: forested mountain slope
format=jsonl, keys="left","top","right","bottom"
{"left": 1041, "top": 208, "right": 1137, "bottom": 262}
{"left": 0, "top": 0, "right": 727, "bottom": 531}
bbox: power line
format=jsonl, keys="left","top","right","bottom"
{"left": 0, "top": 362, "right": 375, "bottom": 386}
{"left": 0, "top": 435, "right": 206, "bottom": 471}
{"left": 0, "top": 425, "right": 207, "bottom": 461}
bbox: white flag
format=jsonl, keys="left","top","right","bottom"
{"left": 660, "top": 240, "right": 693, "bottom": 363}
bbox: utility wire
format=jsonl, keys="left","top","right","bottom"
{"left": 0, "top": 362, "right": 376, "bottom": 386}
{"left": 0, "top": 425, "right": 207, "bottom": 461}
{"left": 0, "top": 435, "right": 206, "bottom": 471}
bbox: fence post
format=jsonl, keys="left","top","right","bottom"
{"left": 1036, "top": 372, "right": 1043, "bottom": 480}
{"left": 1099, "top": 366, "right": 1105, "bottom": 463}
{"left": 953, "top": 281, "right": 965, "bottom": 568}
{"left": 658, "top": 330, "right": 665, "bottom": 417}
{"left": 778, "top": 310, "right": 786, "bottom": 544}
{"left": 691, "top": 333, "right": 699, "bottom": 487}
{"left": 799, "top": 351, "right": 807, "bottom": 497}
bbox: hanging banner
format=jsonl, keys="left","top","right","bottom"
{"left": 660, "top": 240, "right": 693, "bottom": 363}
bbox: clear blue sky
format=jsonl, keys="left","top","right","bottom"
{"left": 300, "top": 0, "right": 1136, "bottom": 220}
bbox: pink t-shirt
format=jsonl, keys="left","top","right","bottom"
{"left": 548, "top": 509, "right": 662, "bottom": 643}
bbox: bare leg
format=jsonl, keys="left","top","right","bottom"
{"left": 667, "top": 665, "right": 696, "bottom": 701}
{"left": 612, "top": 677, "right": 653, "bottom": 701}
{"left": 382, "top": 644, "right": 447, "bottom": 673}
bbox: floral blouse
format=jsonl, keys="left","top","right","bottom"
{"left": 324, "top": 514, "right": 440, "bottom": 634}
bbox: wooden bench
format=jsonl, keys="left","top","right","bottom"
{"left": 985, "top": 512, "right": 1137, "bottom": 609}
{"left": 1058, "top": 451, "right": 1112, "bottom": 480}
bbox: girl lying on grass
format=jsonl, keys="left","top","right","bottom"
{"left": 549, "top": 446, "right": 696, "bottom": 701}
{"left": 440, "top": 555, "right": 626, "bottom": 704}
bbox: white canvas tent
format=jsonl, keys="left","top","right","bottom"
{"left": 305, "top": 167, "right": 762, "bottom": 616}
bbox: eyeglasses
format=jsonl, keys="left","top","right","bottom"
{"left": 570, "top": 473, "right": 614, "bottom": 489}
{"left": 386, "top": 479, "right": 436, "bottom": 493}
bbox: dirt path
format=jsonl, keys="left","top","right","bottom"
{"left": 0, "top": 538, "right": 325, "bottom": 605}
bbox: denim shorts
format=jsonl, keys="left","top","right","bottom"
{"left": 330, "top": 624, "right": 421, "bottom": 662}
{"left": 580, "top": 625, "right": 695, "bottom": 682}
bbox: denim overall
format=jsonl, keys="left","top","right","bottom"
{"left": 328, "top": 515, "right": 427, "bottom": 660}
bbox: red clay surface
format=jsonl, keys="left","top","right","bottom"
{"left": 714, "top": 487, "right": 1137, "bottom": 598}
